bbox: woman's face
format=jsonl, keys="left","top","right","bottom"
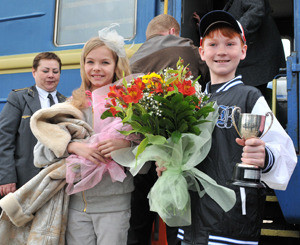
{"left": 84, "top": 45, "right": 116, "bottom": 91}
{"left": 32, "top": 59, "right": 60, "bottom": 92}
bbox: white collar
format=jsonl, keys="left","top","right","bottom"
{"left": 35, "top": 85, "right": 57, "bottom": 99}
{"left": 205, "top": 75, "right": 243, "bottom": 94}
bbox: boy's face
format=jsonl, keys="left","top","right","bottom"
{"left": 199, "top": 30, "right": 247, "bottom": 84}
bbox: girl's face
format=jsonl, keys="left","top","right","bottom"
{"left": 199, "top": 30, "right": 247, "bottom": 84}
{"left": 85, "top": 45, "right": 116, "bottom": 91}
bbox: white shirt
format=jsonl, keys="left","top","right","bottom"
{"left": 36, "top": 85, "right": 58, "bottom": 108}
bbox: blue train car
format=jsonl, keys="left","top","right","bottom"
{"left": 0, "top": 0, "right": 299, "bottom": 243}
{"left": 0, "top": 0, "right": 180, "bottom": 110}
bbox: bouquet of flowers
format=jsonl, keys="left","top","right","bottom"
{"left": 101, "top": 59, "right": 236, "bottom": 226}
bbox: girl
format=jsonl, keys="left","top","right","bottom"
{"left": 34, "top": 26, "right": 134, "bottom": 245}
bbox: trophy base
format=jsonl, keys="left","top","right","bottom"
{"left": 231, "top": 163, "right": 266, "bottom": 189}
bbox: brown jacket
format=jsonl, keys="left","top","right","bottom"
{"left": 130, "top": 35, "right": 209, "bottom": 88}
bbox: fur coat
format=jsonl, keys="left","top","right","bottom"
{"left": 0, "top": 102, "right": 93, "bottom": 245}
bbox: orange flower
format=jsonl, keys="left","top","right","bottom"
{"left": 108, "top": 85, "right": 124, "bottom": 98}
{"left": 110, "top": 107, "right": 120, "bottom": 117}
{"left": 123, "top": 85, "right": 143, "bottom": 104}
{"left": 153, "top": 82, "right": 164, "bottom": 94}
{"left": 178, "top": 80, "right": 196, "bottom": 96}
{"left": 133, "top": 77, "right": 145, "bottom": 90}
{"left": 167, "top": 85, "right": 175, "bottom": 92}
{"left": 111, "top": 98, "right": 117, "bottom": 106}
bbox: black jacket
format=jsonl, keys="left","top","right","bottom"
{"left": 179, "top": 77, "right": 266, "bottom": 244}
{"left": 224, "top": 0, "right": 285, "bottom": 86}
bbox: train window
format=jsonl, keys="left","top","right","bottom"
{"left": 54, "top": 0, "right": 137, "bottom": 46}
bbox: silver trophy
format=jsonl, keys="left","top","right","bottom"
{"left": 231, "top": 107, "right": 273, "bottom": 188}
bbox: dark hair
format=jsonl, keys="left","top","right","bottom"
{"left": 32, "top": 52, "right": 62, "bottom": 72}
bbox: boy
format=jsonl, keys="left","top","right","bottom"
{"left": 174, "top": 10, "right": 297, "bottom": 245}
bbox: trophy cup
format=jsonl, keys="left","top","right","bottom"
{"left": 231, "top": 107, "right": 273, "bottom": 188}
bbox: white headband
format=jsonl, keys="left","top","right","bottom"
{"left": 98, "top": 23, "right": 126, "bottom": 57}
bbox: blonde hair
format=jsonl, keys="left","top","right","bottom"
{"left": 71, "top": 37, "right": 131, "bottom": 109}
{"left": 146, "top": 14, "right": 180, "bottom": 39}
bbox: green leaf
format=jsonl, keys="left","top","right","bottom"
{"left": 122, "top": 76, "right": 128, "bottom": 88}
{"left": 195, "top": 119, "right": 211, "bottom": 125}
{"left": 171, "top": 93, "right": 183, "bottom": 105}
{"left": 190, "top": 126, "right": 201, "bottom": 135}
{"left": 196, "top": 105, "right": 215, "bottom": 118}
{"left": 161, "top": 107, "right": 175, "bottom": 119}
{"left": 159, "top": 117, "right": 175, "bottom": 131}
{"left": 178, "top": 120, "right": 188, "bottom": 132}
{"left": 128, "top": 121, "right": 142, "bottom": 130}
{"left": 135, "top": 137, "right": 149, "bottom": 159}
{"left": 184, "top": 116, "right": 197, "bottom": 125}
{"left": 100, "top": 110, "right": 113, "bottom": 119}
{"left": 139, "top": 126, "right": 154, "bottom": 134}
{"left": 145, "top": 134, "right": 167, "bottom": 145}
{"left": 175, "top": 101, "right": 190, "bottom": 113}
{"left": 153, "top": 95, "right": 168, "bottom": 104}
{"left": 118, "top": 129, "right": 137, "bottom": 135}
{"left": 122, "top": 104, "right": 133, "bottom": 123}
{"left": 171, "top": 131, "right": 182, "bottom": 144}
{"left": 165, "top": 76, "right": 177, "bottom": 85}
{"left": 135, "top": 103, "right": 147, "bottom": 114}
{"left": 164, "top": 89, "right": 176, "bottom": 98}
{"left": 193, "top": 75, "right": 201, "bottom": 83}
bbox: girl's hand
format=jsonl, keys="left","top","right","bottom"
{"left": 155, "top": 161, "right": 167, "bottom": 177}
{"left": 97, "top": 139, "right": 131, "bottom": 158}
{"left": 236, "top": 138, "right": 266, "bottom": 168}
{"left": 67, "top": 141, "right": 107, "bottom": 165}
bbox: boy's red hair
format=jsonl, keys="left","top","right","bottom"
{"left": 201, "top": 24, "right": 245, "bottom": 47}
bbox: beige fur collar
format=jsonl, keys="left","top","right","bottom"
{"left": 30, "top": 102, "right": 93, "bottom": 157}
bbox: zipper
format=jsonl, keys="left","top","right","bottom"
{"left": 82, "top": 191, "right": 87, "bottom": 212}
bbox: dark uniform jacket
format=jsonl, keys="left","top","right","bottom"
{"left": 0, "top": 85, "right": 66, "bottom": 188}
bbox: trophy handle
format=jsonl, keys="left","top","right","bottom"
{"left": 260, "top": 111, "right": 274, "bottom": 138}
{"left": 231, "top": 107, "right": 243, "bottom": 138}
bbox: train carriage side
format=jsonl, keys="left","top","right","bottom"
{"left": 0, "top": 0, "right": 300, "bottom": 244}
{"left": 0, "top": 0, "right": 162, "bottom": 110}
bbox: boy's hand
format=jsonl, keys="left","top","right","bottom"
{"left": 67, "top": 141, "right": 107, "bottom": 165}
{"left": 155, "top": 161, "right": 167, "bottom": 177}
{"left": 236, "top": 138, "right": 265, "bottom": 168}
{"left": 97, "top": 139, "right": 131, "bottom": 159}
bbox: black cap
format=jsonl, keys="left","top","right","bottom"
{"left": 199, "top": 10, "right": 246, "bottom": 43}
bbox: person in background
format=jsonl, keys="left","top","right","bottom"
{"left": 33, "top": 26, "right": 135, "bottom": 244}
{"left": 156, "top": 10, "right": 296, "bottom": 245}
{"left": 128, "top": 14, "right": 208, "bottom": 245}
{"left": 0, "top": 52, "right": 66, "bottom": 197}
{"left": 130, "top": 14, "right": 210, "bottom": 88}
{"left": 223, "top": 0, "right": 286, "bottom": 97}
